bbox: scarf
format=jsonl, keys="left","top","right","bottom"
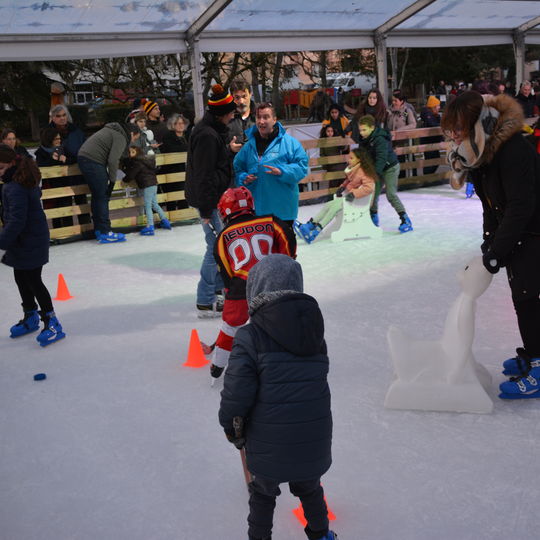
{"left": 447, "top": 105, "right": 499, "bottom": 188}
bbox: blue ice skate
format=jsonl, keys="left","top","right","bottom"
{"left": 465, "top": 182, "right": 475, "bottom": 198}
{"left": 398, "top": 213, "right": 413, "bottom": 233}
{"left": 370, "top": 212, "right": 379, "bottom": 227}
{"left": 294, "top": 219, "right": 320, "bottom": 244}
{"left": 10, "top": 310, "right": 40, "bottom": 338}
{"left": 160, "top": 218, "right": 172, "bottom": 230}
{"left": 140, "top": 225, "right": 155, "bottom": 236}
{"left": 318, "top": 532, "right": 338, "bottom": 540}
{"left": 36, "top": 312, "right": 66, "bottom": 347}
{"left": 499, "top": 361, "right": 540, "bottom": 399}
{"left": 502, "top": 348, "right": 532, "bottom": 376}
{"left": 98, "top": 231, "right": 126, "bottom": 243}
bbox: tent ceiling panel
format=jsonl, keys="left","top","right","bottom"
{"left": 0, "top": 0, "right": 539, "bottom": 60}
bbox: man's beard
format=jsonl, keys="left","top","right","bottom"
{"left": 237, "top": 103, "right": 249, "bottom": 114}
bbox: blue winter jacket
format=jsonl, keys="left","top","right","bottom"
{"left": 234, "top": 123, "right": 308, "bottom": 221}
{"left": 0, "top": 167, "right": 49, "bottom": 270}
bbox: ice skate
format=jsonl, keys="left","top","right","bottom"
{"left": 370, "top": 211, "right": 379, "bottom": 227}
{"left": 465, "top": 182, "right": 475, "bottom": 198}
{"left": 398, "top": 213, "right": 413, "bottom": 233}
{"left": 502, "top": 348, "right": 532, "bottom": 376}
{"left": 160, "top": 218, "right": 172, "bottom": 230}
{"left": 139, "top": 225, "right": 155, "bottom": 236}
{"left": 36, "top": 311, "right": 66, "bottom": 347}
{"left": 499, "top": 361, "right": 540, "bottom": 399}
{"left": 98, "top": 231, "right": 126, "bottom": 243}
{"left": 10, "top": 309, "right": 40, "bottom": 338}
{"left": 319, "top": 532, "right": 338, "bottom": 540}
{"left": 196, "top": 303, "right": 222, "bottom": 319}
{"left": 294, "top": 219, "right": 320, "bottom": 244}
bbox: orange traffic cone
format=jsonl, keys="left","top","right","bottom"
{"left": 54, "top": 273, "right": 73, "bottom": 301}
{"left": 293, "top": 495, "right": 336, "bottom": 526}
{"left": 183, "top": 329, "right": 210, "bottom": 368}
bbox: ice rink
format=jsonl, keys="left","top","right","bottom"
{"left": 1, "top": 185, "right": 538, "bottom": 540}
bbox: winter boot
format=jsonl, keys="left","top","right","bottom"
{"left": 465, "top": 182, "right": 475, "bottom": 198}
{"left": 502, "top": 348, "right": 532, "bottom": 376}
{"left": 36, "top": 311, "right": 66, "bottom": 347}
{"left": 98, "top": 231, "right": 126, "bottom": 243}
{"left": 140, "top": 225, "right": 155, "bottom": 236}
{"left": 398, "top": 212, "right": 413, "bottom": 233}
{"left": 370, "top": 211, "right": 379, "bottom": 227}
{"left": 294, "top": 219, "right": 321, "bottom": 244}
{"left": 499, "top": 360, "right": 540, "bottom": 399}
{"left": 210, "top": 364, "right": 224, "bottom": 379}
{"left": 10, "top": 309, "right": 40, "bottom": 338}
{"left": 160, "top": 218, "right": 172, "bottom": 230}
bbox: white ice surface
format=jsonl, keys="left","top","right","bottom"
{"left": 1, "top": 185, "right": 539, "bottom": 540}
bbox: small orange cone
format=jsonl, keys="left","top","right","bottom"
{"left": 293, "top": 496, "right": 336, "bottom": 526}
{"left": 183, "top": 329, "right": 210, "bottom": 368}
{"left": 54, "top": 273, "right": 73, "bottom": 301}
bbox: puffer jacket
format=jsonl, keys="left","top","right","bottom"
{"left": 219, "top": 292, "right": 332, "bottom": 482}
{"left": 469, "top": 93, "right": 540, "bottom": 300}
{"left": 121, "top": 155, "right": 157, "bottom": 189}
{"left": 358, "top": 126, "right": 399, "bottom": 179}
{"left": 234, "top": 123, "right": 308, "bottom": 221}
{"left": 0, "top": 166, "right": 49, "bottom": 269}
{"left": 341, "top": 162, "right": 375, "bottom": 200}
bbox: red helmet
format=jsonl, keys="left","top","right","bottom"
{"left": 218, "top": 187, "right": 254, "bottom": 221}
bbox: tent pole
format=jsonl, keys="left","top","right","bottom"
{"left": 513, "top": 30, "right": 525, "bottom": 89}
{"left": 188, "top": 37, "right": 205, "bottom": 122}
{"left": 374, "top": 31, "right": 388, "bottom": 104}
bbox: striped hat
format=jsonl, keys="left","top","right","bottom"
{"left": 207, "top": 84, "right": 236, "bottom": 116}
{"left": 143, "top": 99, "right": 158, "bottom": 115}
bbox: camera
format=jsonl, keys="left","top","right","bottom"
{"left": 53, "top": 146, "right": 64, "bottom": 157}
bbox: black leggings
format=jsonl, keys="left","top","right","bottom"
{"left": 13, "top": 267, "right": 54, "bottom": 315}
{"left": 514, "top": 297, "right": 540, "bottom": 358}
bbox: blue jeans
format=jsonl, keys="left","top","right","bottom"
{"left": 77, "top": 155, "right": 113, "bottom": 234}
{"left": 143, "top": 185, "right": 166, "bottom": 226}
{"left": 197, "top": 209, "right": 224, "bottom": 305}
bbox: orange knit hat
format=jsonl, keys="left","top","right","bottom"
{"left": 426, "top": 95, "right": 441, "bottom": 108}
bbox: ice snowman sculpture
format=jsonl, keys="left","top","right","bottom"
{"left": 384, "top": 256, "right": 494, "bottom": 414}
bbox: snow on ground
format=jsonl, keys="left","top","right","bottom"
{"left": 1, "top": 185, "right": 538, "bottom": 540}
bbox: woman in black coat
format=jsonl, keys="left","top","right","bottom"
{"left": 443, "top": 91, "right": 540, "bottom": 399}
{"left": 0, "top": 145, "right": 65, "bottom": 346}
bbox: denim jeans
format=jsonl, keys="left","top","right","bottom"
{"left": 143, "top": 185, "right": 166, "bottom": 226}
{"left": 247, "top": 475, "right": 329, "bottom": 540}
{"left": 197, "top": 209, "right": 224, "bottom": 305}
{"left": 77, "top": 155, "right": 113, "bottom": 234}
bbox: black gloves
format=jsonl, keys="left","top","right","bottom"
{"left": 345, "top": 192, "right": 355, "bottom": 202}
{"left": 225, "top": 431, "right": 245, "bottom": 449}
{"left": 482, "top": 250, "right": 500, "bottom": 274}
{"left": 335, "top": 186, "right": 345, "bottom": 197}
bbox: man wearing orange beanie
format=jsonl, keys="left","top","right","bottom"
{"left": 420, "top": 95, "right": 442, "bottom": 175}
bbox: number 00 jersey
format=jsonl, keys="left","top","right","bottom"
{"left": 214, "top": 214, "right": 297, "bottom": 301}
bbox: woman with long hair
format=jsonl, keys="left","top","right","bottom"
{"left": 442, "top": 90, "right": 540, "bottom": 399}
{"left": 0, "top": 144, "right": 65, "bottom": 346}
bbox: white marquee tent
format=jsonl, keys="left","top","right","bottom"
{"left": 1, "top": 0, "right": 539, "bottom": 113}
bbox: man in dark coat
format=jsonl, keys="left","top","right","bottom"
{"left": 185, "top": 84, "right": 236, "bottom": 317}
{"left": 219, "top": 254, "right": 335, "bottom": 540}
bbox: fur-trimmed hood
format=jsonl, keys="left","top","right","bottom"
{"left": 481, "top": 93, "right": 524, "bottom": 164}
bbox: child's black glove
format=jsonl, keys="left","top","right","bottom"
{"left": 335, "top": 186, "right": 345, "bottom": 197}
{"left": 345, "top": 192, "right": 355, "bottom": 202}
{"left": 225, "top": 431, "right": 245, "bottom": 449}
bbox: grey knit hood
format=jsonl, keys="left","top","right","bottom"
{"left": 247, "top": 254, "right": 303, "bottom": 315}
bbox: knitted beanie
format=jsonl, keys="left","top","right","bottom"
{"left": 207, "top": 84, "right": 236, "bottom": 116}
{"left": 426, "top": 95, "right": 441, "bottom": 108}
{"left": 143, "top": 99, "right": 158, "bottom": 115}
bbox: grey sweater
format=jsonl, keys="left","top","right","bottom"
{"left": 78, "top": 123, "right": 130, "bottom": 182}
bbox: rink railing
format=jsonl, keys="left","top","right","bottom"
{"left": 38, "top": 126, "right": 448, "bottom": 241}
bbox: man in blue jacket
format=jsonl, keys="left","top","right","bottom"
{"left": 234, "top": 103, "right": 308, "bottom": 227}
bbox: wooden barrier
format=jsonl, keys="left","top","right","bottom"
{"left": 36, "top": 126, "right": 449, "bottom": 241}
